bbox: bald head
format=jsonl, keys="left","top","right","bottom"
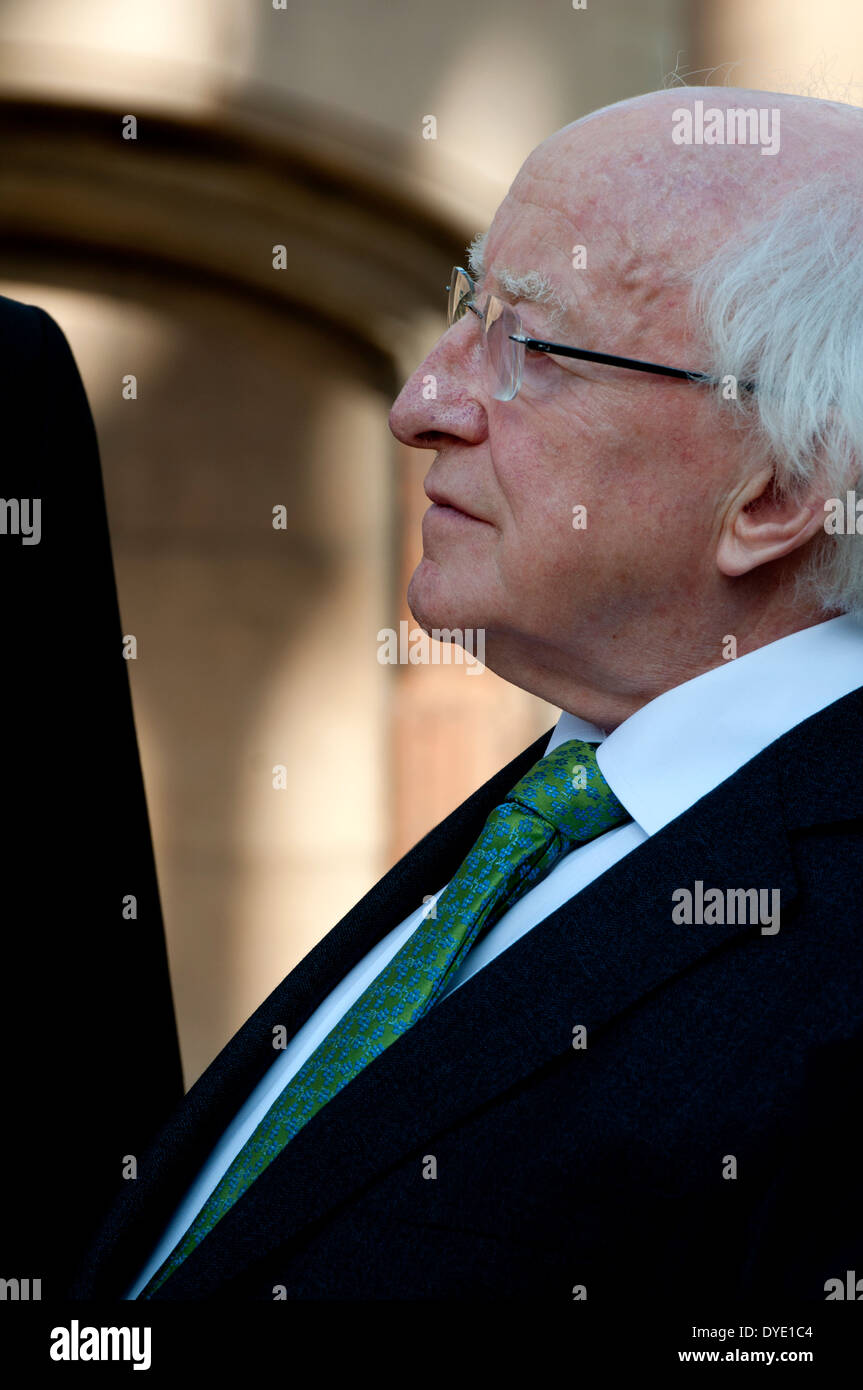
{"left": 540, "top": 85, "right": 862, "bottom": 262}
{"left": 478, "top": 86, "right": 863, "bottom": 365}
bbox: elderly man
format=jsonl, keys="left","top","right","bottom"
{"left": 73, "top": 86, "right": 863, "bottom": 1303}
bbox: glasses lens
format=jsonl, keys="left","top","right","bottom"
{"left": 485, "top": 296, "right": 522, "bottom": 400}
{"left": 447, "top": 267, "right": 473, "bottom": 326}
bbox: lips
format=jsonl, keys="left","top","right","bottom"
{"left": 423, "top": 485, "right": 482, "bottom": 521}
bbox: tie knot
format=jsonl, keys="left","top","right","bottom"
{"left": 505, "top": 737, "right": 629, "bottom": 844}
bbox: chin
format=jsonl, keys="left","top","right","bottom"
{"left": 406, "top": 567, "right": 443, "bottom": 635}
{"left": 406, "top": 558, "right": 479, "bottom": 637}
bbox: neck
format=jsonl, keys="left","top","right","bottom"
{"left": 481, "top": 603, "right": 842, "bottom": 734}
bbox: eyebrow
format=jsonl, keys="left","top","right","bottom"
{"left": 466, "top": 230, "right": 569, "bottom": 334}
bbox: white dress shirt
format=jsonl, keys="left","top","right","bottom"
{"left": 126, "top": 613, "right": 863, "bottom": 1297}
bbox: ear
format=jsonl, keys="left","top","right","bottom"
{"left": 716, "top": 465, "right": 828, "bottom": 579}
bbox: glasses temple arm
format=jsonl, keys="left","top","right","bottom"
{"left": 510, "top": 335, "right": 756, "bottom": 393}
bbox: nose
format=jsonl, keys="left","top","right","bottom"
{"left": 387, "top": 315, "right": 488, "bottom": 450}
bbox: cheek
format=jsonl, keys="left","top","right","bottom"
{"left": 487, "top": 394, "right": 710, "bottom": 596}
{"left": 488, "top": 402, "right": 617, "bottom": 561}
{"left": 488, "top": 404, "right": 591, "bottom": 522}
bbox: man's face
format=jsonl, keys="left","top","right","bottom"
{"left": 388, "top": 112, "right": 744, "bottom": 702}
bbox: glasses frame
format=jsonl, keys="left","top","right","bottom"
{"left": 446, "top": 265, "right": 755, "bottom": 400}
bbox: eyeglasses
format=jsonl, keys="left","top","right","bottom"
{"left": 446, "top": 265, "right": 752, "bottom": 402}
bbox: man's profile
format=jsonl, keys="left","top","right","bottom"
{"left": 71, "top": 85, "right": 863, "bottom": 1302}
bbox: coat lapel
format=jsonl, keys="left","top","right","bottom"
{"left": 74, "top": 729, "right": 552, "bottom": 1298}
{"left": 81, "top": 684, "right": 863, "bottom": 1299}
{"left": 155, "top": 722, "right": 808, "bottom": 1296}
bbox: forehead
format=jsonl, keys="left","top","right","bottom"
{"left": 488, "top": 136, "right": 632, "bottom": 316}
{"left": 481, "top": 173, "right": 584, "bottom": 297}
{"left": 480, "top": 120, "right": 693, "bottom": 342}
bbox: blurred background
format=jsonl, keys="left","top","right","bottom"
{"left": 1, "top": 0, "right": 859, "bottom": 1088}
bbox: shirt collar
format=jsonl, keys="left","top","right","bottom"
{"left": 545, "top": 614, "right": 863, "bottom": 835}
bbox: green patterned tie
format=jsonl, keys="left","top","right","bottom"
{"left": 138, "top": 737, "right": 629, "bottom": 1297}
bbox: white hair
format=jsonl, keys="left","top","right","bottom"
{"left": 685, "top": 169, "right": 863, "bottom": 618}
